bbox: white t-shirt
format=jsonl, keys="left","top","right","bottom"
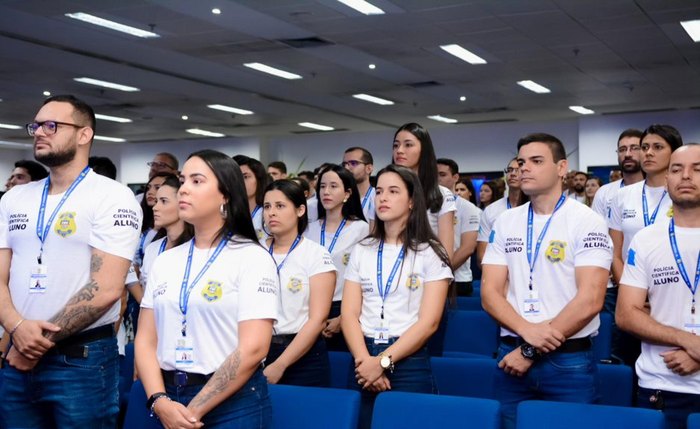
{"left": 482, "top": 198, "right": 613, "bottom": 338}
{"left": 621, "top": 222, "right": 700, "bottom": 394}
{"left": 251, "top": 206, "right": 269, "bottom": 241}
{"left": 0, "top": 171, "right": 142, "bottom": 329}
{"left": 134, "top": 228, "right": 157, "bottom": 268}
{"left": 477, "top": 197, "right": 509, "bottom": 243}
{"left": 591, "top": 180, "right": 623, "bottom": 220}
{"left": 262, "top": 237, "right": 336, "bottom": 334}
{"left": 344, "top": 239, "right": 453, "bottom": 337}
{"left": 609, "top": 181, "right": 673, "bottom": 256}
{"left": 427, "top": 186, "right": 457, "bottom": 237}
{"left": 307, "top": 197, "right": 319, "bottom": 223}
{"left": 141, "top": 237, "right": 166, "bottom": 288}
{"left": 360, "top": 186, "right": 376, "bottom": 222}
{"left": 142, "top": 238, "right": 279, "bottom": 375}
{"left": 454, "top": 196, "right": 481, "bottom": 282}
{"left": 305, "top": 219, "right": 370, "bottom": 301}
{"left": 568, "top": 193, "right": 586, "bottom": 203}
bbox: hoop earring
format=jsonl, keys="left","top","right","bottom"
{"left": 220, "top": 204, "right": 228, "bottom": 218}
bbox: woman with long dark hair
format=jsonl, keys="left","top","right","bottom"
{"left": 305, "top": 164, "right": 369, "bottom": 351}
{"left": 342, "top": 165, "right": 453, "bottom": 429}
{"left": 479, "top": 180, "right": 502, "bottom": 209}
{"left": 261, "top": 180, "right": 336, "bottom": 386}
{"left": 233, "top": 155, "right": 269, "bottom": 240}
{"left": 135, "top": 150, "right": 279, "bottom": 428}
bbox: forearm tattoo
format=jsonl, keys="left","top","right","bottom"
{"left": 189, "top": 349, "right": 242, "bottom": 410}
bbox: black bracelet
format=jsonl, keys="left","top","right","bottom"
{"left": 145, "top": 392, "right": 169, "bottom": 411}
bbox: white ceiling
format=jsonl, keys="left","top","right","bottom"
{"left": 0, "top": 0, "right": 698, "bottom": 144}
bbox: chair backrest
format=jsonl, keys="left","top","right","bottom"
{"left": 456, "top": 296, "right": 483, "bottom": 311}
{"left": 598, "top": 364, "right": 633, "bottom": 406}
{"left": 269, "top": 384, "right": 360, "bottom": 429}
{"left": 328, "top": 351, "right": 353, "bottom": 389}
{"left": 443, "top": 310, "right": 499, "bottom": 357}
{"left": 431, "top": 356, "right": 497, "bottom": 399}
{"left": 372, "top": 391, "right": 500, "bottom": 429}
{"left": 592, "top": 311, "right": 613, "bottom": 361}
{"left": 123, "top": 380, "right": 163, "bottom": 429}
{"left": 688, "top": 413, "right": 700, "bottom": 428}
{"left": 516, "top": 400, "right": 664, "bottom": 429}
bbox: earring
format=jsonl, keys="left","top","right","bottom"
{"left": 220, "top": 204, "right": 228, "bottom": 218}
{"left": 343, "top": 198, "right": 348, "bottom": 203}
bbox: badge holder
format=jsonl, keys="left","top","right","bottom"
{"left": 175, "top": 337, "right": 195, "bottom": 367}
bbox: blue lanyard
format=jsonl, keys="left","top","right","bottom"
{"left": 619, "top": 180, "right": 625, "bottom": 189}
{"left": 179, "top": 235, "right": 230, "bottom": 336}
{"left": 669, "top": 219, "right": 700, "bottom": 314}
{"left": 320, "top": 218, "right": 347, "bottom": 253}
{"left": 269, "top": 235, "right": 302, "bottom": 273}
{"left": 506, "top": 198, "right": 512, "bottom": 209}
{"left": 251, "top": 205, "right": 262, "bottom": 219}
{"left": 376, "top": 240, "right": 406, "bottom": 319}
{"left": 158, "top": 238, "right": 168, "bottom": 255}
{"left": 526, "top": 194, "right": 567, "bottom": 290}
{"left": 361, "top": 187, "right": 373, "bottom": 209}
{"left": 642, "top": 182, "right": 667, "bottom": 227}
{"left": 36, "top": 166, "right": 90, "bottom": 264}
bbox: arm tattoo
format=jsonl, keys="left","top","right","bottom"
{"left": 189, "top": 349, "right": 242, "bottom": 410}
{"left": 90, "top": 254, "right": 103, "bottom": 273}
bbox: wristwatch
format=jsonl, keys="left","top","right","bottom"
{"left": 520, "top": 343, "right": 541, "bottom": 361}
{"left": 378, "top": 352, "right": 395, "bottom": 373}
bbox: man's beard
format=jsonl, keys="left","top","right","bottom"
{"left": 573, "top": 184, "right": 585, "bottom": 193}
{"left": 35, "top": 144, "right": 76, "bottom": 168}
{"left": 620, "top": 158, "right": 642, "bottom": 174}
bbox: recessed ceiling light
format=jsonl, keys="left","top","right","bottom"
{"left": 0, "top": 123, "right": 22, "bottom": 130}
{"left": 681, "top": 19, "right": 700, "bottom": 42}
{"left": 368, "top": 64, "right": 376, "bottom": 69}
{"left": 459, "top": 96, "right": 466, "bottom": 102}
{"left": 337, "top": 0, "right": 384, "bottom": 15}
{"left": 43, "top": 91, "right": 51, "bottom": 96}
{"left": 95, "top": 113, "right": 132, "bottom": 123}
{"left": 186, "top": 128, "right": 225, "bottom": 138}
{"left": 243, "top": 62, "right": 302, "bottom": 80}
{"left": 93, "top": 135, "right": 126, "bottom": 142}
{"left": 299, "top": 122, "right": 334, "bottom": 131}
{"left": 427, "top": 115, "right": 458, "bottom": 124}
{"left": 212, "top": 8, "right": 222, "bottom": 15}
{"left": 517, "top": 80, "right": 551, "bottom": 94}
{"left": 181, "top": 115, "right": 189, "bottom": 121}
{"left": 207, "top": 104, "right": 254, "bottom": 115}
{"left": 439, "top": 44, "right": 487, "bottom": 65}
{"left": 569, "top": 105, "right": 595, "bottom": 115}
{"left": 65, "top": 12, "right": 160, "bottom": 38}
{"left": 352, "top": 93, "right": 394, "bottom": 105}
{"left": 74, "top": 77, "right": 140, "bottom": 92}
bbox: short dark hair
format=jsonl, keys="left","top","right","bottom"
{"left": 298, "top": 171, "right": 315, "bottom": 182}
{"left": 268, "top": 161, "right": 287, "bottom": 174}
{"left": 574, "top": 171, "right": 588, "bottom": 179}
{"left": 88, "top": 156, "right": 117, "bottom": 180}
{"left": 344, "top": 147, "right": 374, "bottom": 165}
{"left": 156, "top": 152, "right": 179, "bottom": 170}
{"left": 617, "top": 128, "right": 643, "bottom": 144}
{"left": 517, "top": 133, "right": 567, "bottom": 162}
{"left": 264, "top": 180, "right": 308, "bottom": 235}
{"left": 436, "top": 158, "right": 459, "bottom": 176}
{"left": 290, "top": 176, "right": 310, "bottom": 195}
{"left": 233, "top": 154, "right": 268, "bottom": 207}
{"left": 14, "top": 160, "right": 48, "bottom": 181}
{"left": 43, "top": 94, "right": 96, "bottom": 140}
{"left": 641, "top": 124, "right": 683, "bottom": 152}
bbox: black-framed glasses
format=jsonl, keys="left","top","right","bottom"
{"left": 504, "top": 167, "right": 520, "bottom": 174}
{"left": 342, "top": 160, "right": 366, "bottom": 168}
{"left": 25, "top": 120, "right": 85, "bottom": 136}
{"left": 147, "top": 161, "right": 176, "bottom": 170}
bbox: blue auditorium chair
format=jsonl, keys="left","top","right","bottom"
{"left": 443, "top": 310, "right": 499, "bottom": 358}
{"left": 328, "top": 351, "right": 352, "bottom": 389}
{"left": 516, "top": 400, "right": 664, "bottom": 429}
{"left": 431, "top": 356, "right": 497, "bottom": 399}
{"left": 123, "top": 379, "right": 162, "bottom": 429}
{"left": 269, "top": 384, "right": 360, "bottom": 429}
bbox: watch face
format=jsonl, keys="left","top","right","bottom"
{"left": 521, "top": 344, "right": 535, "bottom": 358}
{"left": 380, "top": 356, "right": 391, "bottom": 368}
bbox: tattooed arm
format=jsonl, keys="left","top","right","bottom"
{"left": 187, "top": 319, "right": 274, "bottom": 420}
{"left": 44, "top": 248, "right": 131, "bottom": 342}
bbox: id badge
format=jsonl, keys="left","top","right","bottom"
{"left": 175, "top": 337, "right": 195, "bottom": 367}
{"left": 522, "top": 291, "right": 541, "bottom": 318}
{"left": 29, "top": 265, "right": 48, "bottom": 294}
{"left": 684, "top": 315, "right": 700, "bottom": 335}
{"left": 373, "top": 321, "right": 390, "bottom": 345}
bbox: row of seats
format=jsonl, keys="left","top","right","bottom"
{"left": 124, "top": 382, "right": 672, "bottom": 429}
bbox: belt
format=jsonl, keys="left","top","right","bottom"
{"left": 500, "top": 336, "right": 591, "bottom": 353}
{"left": 162, "top": 369, "right": 213, "bottom": 387}
{"left": 271, "top": 333, "right": 296, "bottom": 345}
{"left": 46, "top": 324, "right": 115, "bottom": 358}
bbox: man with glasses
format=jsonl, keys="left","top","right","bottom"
{"left": 342, "top": 146, "right": 375, "bottom": 226}
{"left": 147, "top": 152, "right": 179, "bottom": 180}
{"left": 0, "top": 95, "right": 142, "bottom": 427}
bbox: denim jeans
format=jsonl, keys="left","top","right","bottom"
{"left": 494, "top": 342, "right": 599, "bottom": 429}
{"left": 0, "top": 336, "right": 119, "bottom": 429}
{"left": 164, "top": 368, "right": 271, "bottom": 429}
{"left": 324, "top": 301, "right": 349, "bottom": 352}
{"left": 352, "top": 337, "right": 437, "bottom": 429}
{"left": 637, "top": 387, "right": 700, "bottom": 429}
{"left": 266, "top": 335, "right": 330, "bottom": 387}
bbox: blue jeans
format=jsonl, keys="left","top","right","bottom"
{"left": 637, "top": 387, "right": 700, "bottom": 429}
{"left": 164, "top": 368, "right": 271, "bottom": 429}
{"left": 0, "top": 336, "right": 119, "bottom": 429}
{"left": 266, "top": 335, "right": 330, "bottom": 387}
{"left": 352, "top": 337, "right": 437, "bottom": 429}
{"left": 495, "top": 342, "right": 599, "bottom": 429}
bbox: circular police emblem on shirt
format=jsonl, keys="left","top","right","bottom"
{"left": 287, "top": 277, "right": 303, "bottom": 293}
{"left": 202, "top": 280, "right": 223, "bottom": 302}
{"left": 406, "top": 273, "right": 421, "bottom": 291}
{"left": 54, "top": 212, "right": 77, "bottom": 238}
{"left": 545, "top": 240, "right": 567, "bottom": 263}
{"left": 256, "top": 229, "right": 265, "bottom": 240}
{"left": 342, "top": 253, "right": 351, "bottom": 266}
